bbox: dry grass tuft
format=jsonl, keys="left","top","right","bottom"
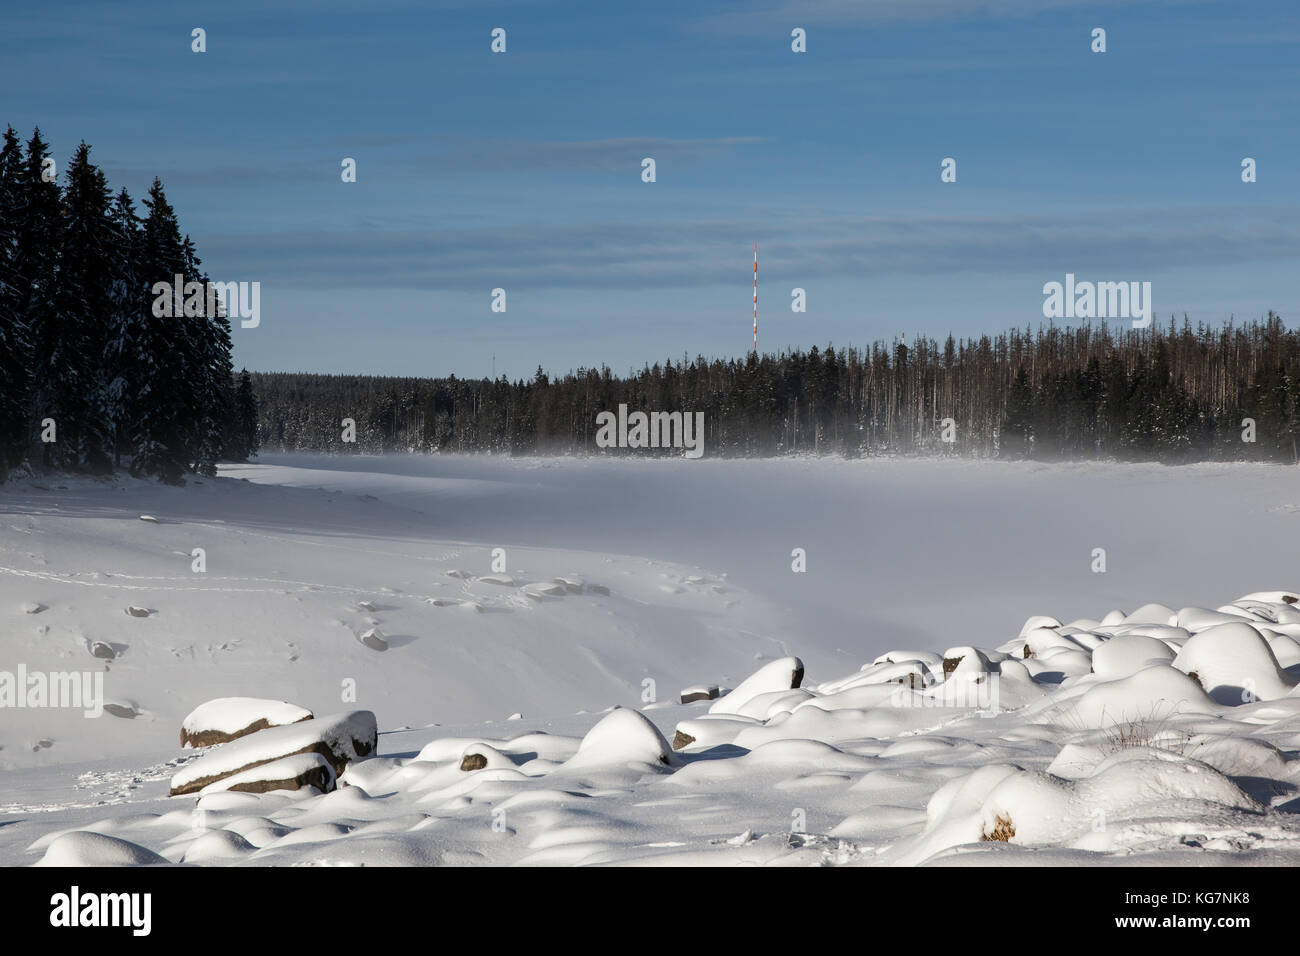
{"left": 980, "top": 813, "right": 1015, "bottom": 842}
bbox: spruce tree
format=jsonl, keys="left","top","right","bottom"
{"left": 104, "top": 187, "right": 142, "bottom": 468}
{"left": 1001, "top": 366, "right": 1033, "bottom": 458}
{"left": 133, "top": 178, "right": 190, "bottom": 482}
{"left": 12, "top": 129, "right": 62, "bottom": 470}
{"left": 49, "top": 142, "right": 115, "bottom": 472}
{"left": 181, "top": 234, "right": 233, "bottom": 475}
{"left": 0, "top": 126, "right": 29, "bottom": 477}
{"left": 224, "top": 368, "right": 259, "bottom": 461}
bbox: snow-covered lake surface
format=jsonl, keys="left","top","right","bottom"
{"left": 2, "top": 454, "right": 1300, "bottom": 865}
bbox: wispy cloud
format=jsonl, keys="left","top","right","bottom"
{"left": 419, "top": 136, "right": 769, "bottom": 174}
{"left": 98, "top": 136, "right": 767, "bottom": 189}
{"left": 199, "top": 204, "right": 1300, "bottom": 290}
{"left": 689, "top": 0, "right": 1207, "bottom": 33}
{"left": 100, "top": 162, "right": 319, "bottom": 188}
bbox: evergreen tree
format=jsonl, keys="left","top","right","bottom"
{"left": 1097, "top": 350, "right": 1128, "bottom": 456}
{"left": 0, "top": 126, "right": 29, "bottom": 476}
{"left": 224, "top": 369, "right": 260, "bottom": 461}
{"left": 48, "top": 142, "right": 115, "bottom": 472}
{"left": 0, "top": 128, "right": 237, "bottom": 485}
{"left": 133, "top": 178, "right": 190, "bottom": 483}
{"left": 104, "top": 187, "right": 142, "bottom": 467}
{"left": 12, "top": 129, "right": 62, "bottom": 469}
{"left": 1001, "top": 366, "right": 1033, "bottom": 457}
{"left": 1247, "top": 362, "right": 1295, "bottom": 462}
{"left": 181, "top": 234, "right": 233, "bottom": 475}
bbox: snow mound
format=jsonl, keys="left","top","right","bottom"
{"left": 180, "top": 828, "right": 257, "bottom": 863}
{"left": 36, "top": 831, "right": 169, "bottom": 867}
{"left": 523, "top": 582, "right": 566, "bottom": 598}
{"left": 457, "top": 742, "right": 516, "bottom": 772}
{"left": 1124, "top": 603, "right": 1177, "bottom": 626}
{"left": 1091, "top": 634, "right": 1176, "bottom": 680}
{"left": 1053, "top": 664, "right": 1218, "bottom": 729}
{"left": 671, "top": 715, "right": 759, "bottom": 751}
{"left": 708, "top": 657, "right": 804, "bottom": 716}
{"left": 564, "top": 708, "right": 672, "bottom": 769}
{"left": 898, "top": 747, "right": 1261, "bottom": 863}
{"left": 1172, "top": 622, "right": 1296, "bottom": 704}
{"left": 11, "top": 536, "right": 1300, "bottom": 869}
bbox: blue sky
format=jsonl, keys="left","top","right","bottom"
{"left": 3, "top": 0, "right": 1297, "bottom": 379}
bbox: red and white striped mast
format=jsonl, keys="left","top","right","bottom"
{"left": 752, "top": 242, "right": 758, "bottom": 353}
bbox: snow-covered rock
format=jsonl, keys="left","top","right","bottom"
{"left": 198, "top": 752, "right": 336, "bottom": 796}
{"left": 180, "top": 697, "right": 314, "bottom": 748}
{"left": 939, "top": 645, "right": 990, "bottom": 680}
{"left": 170, "top": 711, "right": 377, "bottom": 796}
{"left": 708, "top": 657, "right": 804, "bottom": 716}
{"left": 1172, "top": 622, "right": 1297, "bottom": 704}
{"left": 679, "top": 684, "right": 719, "bottom": 704}
{"left": 458, "top": 742, "right": 516, "bottom": 772}
{"left": 1091, "top": 634, "right": 1176, "bottom": 680}
{"left": 564, "top": 708, "right": 672, "bottom": 769}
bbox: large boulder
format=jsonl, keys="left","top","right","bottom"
{"left": 170, "top": 711, "right": 377, "bottom": 796}
{"left": 198, "top": 752, "right": 336, "bottom": 796}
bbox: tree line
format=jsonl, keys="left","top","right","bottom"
{"left": 252, "top": 313, "right": 1299, "bottom": 463}
{"left": 0, "top": 126, "right": 258, "bottom": 484}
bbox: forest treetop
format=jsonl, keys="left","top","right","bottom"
{"left": 253, "top": 313, "right": 1299, "bottom": 464}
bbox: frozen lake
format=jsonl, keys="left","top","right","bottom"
{"left": 233, "top": 453, "right": 1300, "bottom": 664}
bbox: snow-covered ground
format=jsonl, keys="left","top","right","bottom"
{"left": 2, "top": 454, "right": 1300, "bottom": 866}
